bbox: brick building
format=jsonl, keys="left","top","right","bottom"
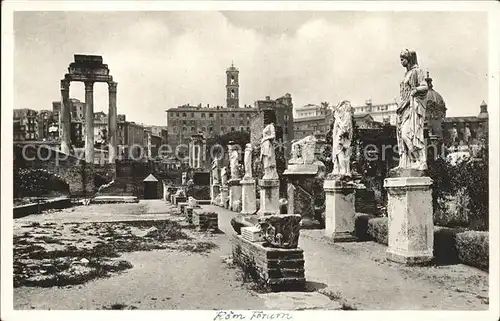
{"left": 13, "top": 109, "right": 39, "bottom": 141}
{"left": 443, "top": 100, "right": 488, "bottom": 147}
{"left": 249, "top": 94, "right": 295, "bottom": 159}
{"left": 166, "top": 63, "right": 259, "bottom": 149}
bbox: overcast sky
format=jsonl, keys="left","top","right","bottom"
{"left": 14, "top": 11, "right": 488, "bottom": 126}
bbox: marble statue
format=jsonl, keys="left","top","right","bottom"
{"left": 260, "top": 122, "right": 279, "bottom": 180}
{"left": 181, "top": 172, "right": 187, "bottom": 185}
{"left": 229, "top": 145, "right": 240, "bottom": 180}
{"left": 211, "top": 158, "right": 220, "bottom": 185}
{"left": 330, "top": 100, "right": 353, "bottom": 177}
{"left": 289, "top": 135, "right": 317, "bottom": 165}
{"left": 221, "top": 167, "right": 228, "bottom": 186}
{"left": 464, "top": 126, "right": 471, "bottom": 144}
{"left": 395, "top": 49, "right": 429, "bottom": 171}
{"left": 243, "top": 143, "right": 253, "bottom": 179}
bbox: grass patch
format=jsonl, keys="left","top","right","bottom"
{"left": 14, "top": 219, "right": 218, "bottom": 288}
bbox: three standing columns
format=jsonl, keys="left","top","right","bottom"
{"left": 59, "top": 79, "right": 118, "bottom": 165}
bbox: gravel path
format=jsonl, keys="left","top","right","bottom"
{"left": 205, "top": 205, "right": 489, "bottom": 310}
{"left": 14, "top": 201, "right": 488, "bottom": 310}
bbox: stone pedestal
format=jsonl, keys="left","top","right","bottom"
{"left": 220, "top": 186, "right": 229, "bottom": 208}
{"left": 228, "top": 179, "right": 242, "bottom": 212}
{"left": 211, "top": 184, "right": 220, "bottom": 204}
{"left": 193, "top": 209, "right": 219, "bottom": 231}
{"left": 283, "top": 163, "right": 325, "bottom": 229}
{"left": 323, "top": 179, "right": 357, "bottom": 242}
{"left": 257, "top": 179, "right": 280, "bottom": 216}
{"left": 240, "top": 178, "right": 256, "bottom": 215}
{"left": 384, "top": 176, "right": 434, "bottom": 265}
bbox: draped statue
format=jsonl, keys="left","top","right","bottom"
{"left": 211, "top": 158, "right": 220, "bottom": 185}
{"left": 395, "top": 49, "right": 429, "bottom": 171}
{"left": 229, "top": 146, "right": 240, "bottom": 180}
{"left": 260, "top": 122, "right": 279, "bottom": 180}
{"left": 243, "top": 143, "right": 253, "bottom": 179}
{"left": 330, "top": 100, "right": 353, "bottom": 177}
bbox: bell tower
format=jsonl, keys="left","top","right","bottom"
{"left": 226, "top": 62, "right": 239, "bottom": 108}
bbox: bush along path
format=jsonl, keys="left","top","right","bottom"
{"left": 14, "top": 219, "right": 218, "bottom": 288}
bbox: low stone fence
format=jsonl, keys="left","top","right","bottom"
{"left": 13, "top": 197, "right": 72, "bottom": 218}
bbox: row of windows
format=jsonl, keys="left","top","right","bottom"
{"left": 171, "top": 126, "right": 251, "bottom": 133}
{"left": 170, "top": 119, "right": 251, "bottom": 126}
{"left": 170, "top": 112, "right": 254, "bottom": 119}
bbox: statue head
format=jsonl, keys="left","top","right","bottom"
{"left": 400, "top": 49, "right": 418, "bottom": 68}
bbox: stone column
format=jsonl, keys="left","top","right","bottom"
{"left": 60, "top": 79, "right": 71, "bottom": 154}
{"left": 108, "top": 81, "right": 117, "bottom": 163}
{"left": 84, "top": 81, "right": 94, "bottom": 164}
{"left": 384, "top": 176, "right": 434, "bottom": 265}
{"left": 323, "top": 179, "right": 357, "bottom": 242}
{"left": 240, "top": 178, "right": 256, "bottom": 214}
{"left": 257, "top": 179, "right": 280, "bottom": 216}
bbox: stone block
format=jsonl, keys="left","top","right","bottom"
{"left": 185, "top": 206, "right": 194, "bottom": 224}
{"left": 231, "top": 234, "right": 306, "bottom": 291}
{"left": 384, "top": 176, "right": 434, "bottom": 265}
{"left": 192, "top": 209, "right": 219, "bottom": 231}
{"left": 178, "top": 202, "right": 189, "bottom": 215}
{"left": 323, "top": 179, "right": 357, "bottom": 242}
{"left": 241, "top": 226, "right": 264, "bottom": 242}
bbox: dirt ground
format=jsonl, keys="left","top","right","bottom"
{"left": 13, "top": 201, "right": 489, "bottom": 310}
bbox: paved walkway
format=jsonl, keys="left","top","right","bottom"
{"left": 205, "top": 204, "right": 489, "bottom": 310}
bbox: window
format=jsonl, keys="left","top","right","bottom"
{"left": 183, "top": 120, "right": 187, "bottom": 125}
{"left": 182, "top": 112, "right": 186, "bottom": 117}
{"left": 201, "top": 113, "right": 205, "bottom": 118}
{"left": 232, "top": 114, "right": 235, "bottom": 118}
{"left": 231, "top": 127, "right": 235, "bottom": 131}
{"left": 240, "top": 121, "right": 244, "bottom": 125}
{"left": 220, "top": 113, "right": 224, "bottom": 118}
{"left": 176, "top": 112, "right": 179, "bottom": 117}
{"left": 209, "top": 113, "right": 214, "bottom": 118}
{"left": 240, "top": 127, "right": 244, "bottom": 131}
{"left": 239, "top": 113, "right": 244, "bottom": 118}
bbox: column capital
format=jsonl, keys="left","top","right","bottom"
{"left": 108, "top": 81, "right": 117, "bottom": 93}
{"left": 60, "top": 79, "right": 70, "bottom": 91}
{"left": 84, "top": 81, "right": 94, "bottom": 92}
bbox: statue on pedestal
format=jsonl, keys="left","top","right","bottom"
{"left": 243, "top": 143, "right": 253, "bottom": 179}
{"left": 229, "top": 145, "right": 240, "bottom": 180}
{"left": 395, "top": 49, "right": 429, "bottom": 172}
{"left": 221, "top": 167, "right": 228, "bottom": 186}
{"left": 330, "top": 100, "right": 353, "bottom": 177}
{"left": 260, "top": 118, "right": 278, "bottom": 180}
{"left": 211, "top": 158, "right": 220, "bottom": 185}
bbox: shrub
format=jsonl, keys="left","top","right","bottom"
{"left": 455, "top": 231, "right": 489, "bottom": 271}
{"left": 428, "top": 145, "right": 488, "bottom": 231}
{"left": 354, "top": 213, "right": 376, "bottom": 241}
{"left": 367, "top": 217, "right": 388, "bottom": 245}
